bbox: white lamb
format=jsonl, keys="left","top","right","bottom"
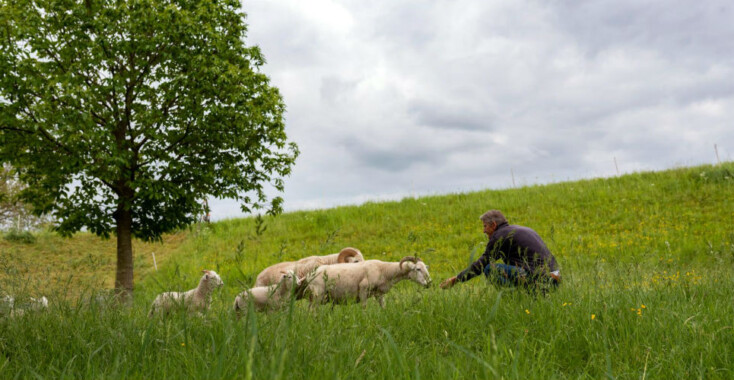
{"left": 148, "top": 270, "right": 224, "bottom": 317}
{"left": 306, "top": 256, "right": 431, "bottom": 308}
{"left": 233, "top": 270, "right": 303, "bottom": 316}
{"left": 254, "top": 247, "right": 364, "bottom": 287}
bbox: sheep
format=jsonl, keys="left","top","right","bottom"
{"left": 306, "top": 256, "right": 431, "bottom": 308}
{"left": 2, "top": 295, "right": 48, "bottom": 317}
{"left": 148, "top": 270, "right": 224, "bottom": 317}
{"left": 254, "top": 247, "right": 364, "bottom": 287}
{"left": 233, "top": 270, "right": 304, "bottom": 317}
{"left": 1, "top": 295, "right": 13, "bottom": 309}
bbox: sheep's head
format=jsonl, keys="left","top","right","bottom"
{"left": 233, "top": 294, "right": 244, "bottom": 313}
{"left": 399, "top": 257, "right": 432, "bottom": 288}
{"left": 337, "top": 247, "right": 365, "bottom": 263}
{"left": 233, "top": 292, "right": 249, "bottom": 318}
{"left": 202, "top": 270, "right": 224, "bottom": 288}
{"left": 274, "top": 270, "right": 301, "bottom": 294}
{"left": 294, "top": 269, "right": 318, "bottom": 299}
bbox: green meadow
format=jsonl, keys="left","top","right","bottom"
{"left": 1, "top": 163, "right": 733, "bottom": 379}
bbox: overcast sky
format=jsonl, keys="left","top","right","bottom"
{"left": 210, "top": 0, "right": 733, "bottom": 220}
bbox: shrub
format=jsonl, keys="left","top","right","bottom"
{"left": 3, "top": 229, "right": 36, "bottom": 244}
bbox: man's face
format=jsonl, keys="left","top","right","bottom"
{"left": 483, "top": 221, "right": 496, "bottom": 238}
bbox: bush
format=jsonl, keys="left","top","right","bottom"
{"left": 3, "top": 229, "right": 36, "bottom": 244}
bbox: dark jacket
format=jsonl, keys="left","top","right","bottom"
{"left": 457, "top": 222, "right": 559, "bottom": 282}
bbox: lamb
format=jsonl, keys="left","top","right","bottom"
{"left": 306, "top": 256, "right": 431, "bottom": 308}
{"left": 233, "top": 270, "right": 304, "bottom": 316}
{"left": 254, "top": 247, "right": 364, "bottom": 287}
{"left": 148, "top": 270, "right": 224, "bottom": 317}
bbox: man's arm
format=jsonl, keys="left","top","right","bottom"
{"left": 455, "top": 249, "right": 494, "bottom": 283}
{"left": 441, "top": 240, "right": 500, "bottom": 288}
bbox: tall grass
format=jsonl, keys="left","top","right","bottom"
{"left": 1, "top": 163, "right": 733, "bottom": 379}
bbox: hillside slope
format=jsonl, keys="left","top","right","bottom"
{"left": 140, "top": 162, "right": 733, "bottom": 301}
{"left": 2, "top": 163, "right": 732, "bottom": 300}
{"left": 2, "top": 163, "right": 732, "bottom": 379}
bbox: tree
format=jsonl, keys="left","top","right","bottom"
{"left": 0, "top": 0, "right": 299, "bottom": 301}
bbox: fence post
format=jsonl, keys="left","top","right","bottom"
{"left": 714, "top": 144, "right": 721, "bottom": 165}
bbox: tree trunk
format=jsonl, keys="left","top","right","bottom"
{"left": 115, "top": 205, "right": 134, "bottom": 304}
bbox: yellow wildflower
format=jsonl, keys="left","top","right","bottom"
{"left": 591, "top": 314, "right": 596, "bottom": 320}
{"left": 525, "top": 309, "right": 530, "bottom": 314}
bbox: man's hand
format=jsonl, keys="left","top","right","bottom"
{"left": 440, "top": 276, "right": 457, "bottom": 289}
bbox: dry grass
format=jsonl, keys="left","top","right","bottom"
{"left": 0, "top": 229, "right": 188, "bottom": 299}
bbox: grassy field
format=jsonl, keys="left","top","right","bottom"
{"left": 1, "top": 163, "right": 733, "bottom": 379}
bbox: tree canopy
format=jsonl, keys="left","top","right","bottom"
{"left": 0, "top": 0, "right": 299, "bottom": 298}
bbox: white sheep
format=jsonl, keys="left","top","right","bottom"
{"left": 2, "top": 295, "right": 49, "bottom": 317}
{"left": 306, "top": 256, "right": 431, "bottom": 308}
{"left": 254, "top": 247, "right": 364, "bottom": 287}
{"left": 148, "top": 270, "right": 224, "bottom": 317}
{"left": 233, "top": 270, "right": 303, "bottom": 316}
{"left": 2, "top": 295, "right": 14, "bottom": 309}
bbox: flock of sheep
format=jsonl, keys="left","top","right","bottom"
{"left": 0, "top": 247, "right": 432, "bottom": 318}
{"left": 150, "top": 247, "right": 433, "bottom": 317}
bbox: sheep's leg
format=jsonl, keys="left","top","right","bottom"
{"left": 358, "top": 281, "right": 370, "bottom": 309}
{"left": 377, "top": 295, "right": 385, "bottom": 309}
{"left": 148, "top": 304, "right": 156, "bottom": 318}
{"left": 308, "top": 292, "right": 321, "bottom": 312}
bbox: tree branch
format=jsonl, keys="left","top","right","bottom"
{"left": 137, "top": 118, "right": 193, "bottom": 168}
{"left": 15, "top": 106, "right": 73, "bottom": 155}
{"left": 137, "top": 93, "right": 180, "bottom": 151}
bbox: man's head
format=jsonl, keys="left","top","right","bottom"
{"left": 479, "top": 210, "right": 507, "bottom": 238}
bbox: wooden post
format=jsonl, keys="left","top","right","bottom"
{"left": 614, "top": 156, "right": 620, "bottom": 175}
{"left": 511, "top": 168, "right": 516, "bottom": 188}
{"left": 714, "top": 144, "right": 721, "bottom": 165}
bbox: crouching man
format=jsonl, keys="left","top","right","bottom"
{"left": 440, "top": 210, "right": 561, "bottom": 290}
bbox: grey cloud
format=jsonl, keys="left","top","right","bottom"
{"left": 366, "top": 2, "right": 438, "bottom": 49}
{"left": 346, "top": 139, "right": 443, "bottom": 172}
{"left": 407, "top": 100, "right": 492, "bottom": 131}
{"left": 320, "top": 76, "right": 359, "bottom": 104}
{"left": 550, "top": 1, "right": 734, "bottom": 61}
{"left": 245, "top": 3, "right": 346, "bottom": 71}
{"left": 203, "top": 0, "right": 734, "bottom": 219}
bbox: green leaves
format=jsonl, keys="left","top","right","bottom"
{"left": 0, "top": 0, "right": 298, "bottom": 240}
